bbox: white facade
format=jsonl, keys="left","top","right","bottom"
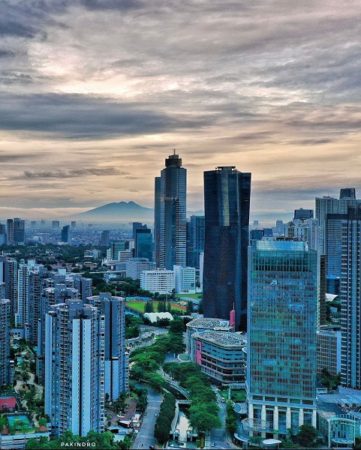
{"left": 140, "top": 269, "right": 175, "bottom": 294}
{"left": 174, "top": 265, "right": 196, "bottom": 293}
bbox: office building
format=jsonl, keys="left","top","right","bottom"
{"left": 316, "top": 188, "right": 361, "bottom": 254}
{"left": 99, "top": 230, "right": 110, "bottom": 247}
{"left": 203, "top": 166, "right": 251, "bottom": 330}
{"left": 294, "top": 208, "right": 313, "bottom": 221}
{"left": 135, "top": 227, "right": 152, "bottom": 261}
{"left": 51, "top": 220, "right": 60, "bottom": 228}
{"left": 154, "top": 152, "right": 187, "bottom": 269}
{"left": 317, "top": 327, "right": 342, "bottom": 377}
{"left": 286, "top": 218, "right": 320, "bottom": 251}
{"left": 191, "top": 331, "right": 246, "bottom": 385}
{"left": 340, "top": 206, "right": 361, "bottom": 389}
{"left": 45, "top": 299, "right": 105, "bottom": 437}
{"left": 186, "top": 215, "right": 205, "bottom": 269}
{"left": 61, "top": 225, "right": 70, "bottom": 243}
{"left": 140, "top": 269, "right": 175, "bottom": 294}
{"left": 247, "top": 240, "right": 318, "bottom": 437}
{"left": 174, "top": 265, "right": 196, "bottom": 294}
{"left": 87, "top": 293, "right": 128, "bottom": 400}
{"left": 107, "top": 241, "right": 127, "bottom": 260}
{"left": 0, "top": 224, "right": 6, "bottom": 245}
{"left": 125, "top": 258, "right": 155, "bottom": 280}
{"left": 186, "top": 317, "right": 233, "bottom": 353}
{"left": 0, "top": 299, "right": 11, "bottom": 387}
{"left": 132, "top": 222, "right": 147, "bottom": 239}
{"left": 14, "top": 218, "right": 25, "bottom": 244}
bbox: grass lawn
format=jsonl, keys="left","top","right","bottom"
{"left": 126, "top": 300, "right": 187, "bottom": 314}
{"left": 177, "top": 293, "right": 203, "bottom": 300}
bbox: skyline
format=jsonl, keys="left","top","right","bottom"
{"left": 1, "top": 0, "right": 361, "bottom": 221}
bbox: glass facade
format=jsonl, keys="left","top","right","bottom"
{"left": 203, "top": 167, "right": 251, "bottom": 330}
{"left": 247, "top": 240, "right": 318, "bottom": 436}
{"left": 135, "top": 228, "right": 153, "bottom": 261}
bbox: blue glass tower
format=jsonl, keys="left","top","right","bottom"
{"left": 247, "top": 240, "right": 318, "bottom": 438}
{"left": 203, "top": 166, "right": 251, "bottom": 330}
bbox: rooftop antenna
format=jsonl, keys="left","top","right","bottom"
{"left": 173, "top": 148, "right": 176, "bottom": 155}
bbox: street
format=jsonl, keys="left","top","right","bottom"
{"left": 132, "top": 387, "right": 163, "bottom": 449}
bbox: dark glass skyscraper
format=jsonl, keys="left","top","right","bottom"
{"left": 154, "top": 152, "right": 187, "bottom": 269}
{"left": 203, "top": 166, "right": 251, "bottom": 330}
{"left": 135, "top": 228, "right": 153, "bottom": 261}
{"left": 186, "top": 215, "right": 205, "bottom": 268}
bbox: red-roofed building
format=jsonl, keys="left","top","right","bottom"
{"left": 0, "top": 397, "right": 17, "bottom": 412}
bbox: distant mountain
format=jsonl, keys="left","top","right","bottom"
{"left": 75, "top": 201, "right": 154, "bottom": 223}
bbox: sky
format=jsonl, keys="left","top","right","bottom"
{"left": 1, "top": 0, "right": 361, "bottom": 223}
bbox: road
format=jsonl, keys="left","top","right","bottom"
{"left": 208, "top": 390, "right": 236, "bottom": 449}
{"left": 132, "top": 387, "right": 163, "bottom": 449}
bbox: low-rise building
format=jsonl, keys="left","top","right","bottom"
{"left": 140, "top": 269, "right": 175, "bottom": 294}
{"left": 191, "top": 331, "right": 246, "bottom": 385}
{"left": 185, "top": 317, "right": 233, "bottom": 353}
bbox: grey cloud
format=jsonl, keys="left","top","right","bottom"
{"left": 0, "top": 93, "right": 208, "bottom": 138}
{"left": 23, "top": 167, "right": 124, "bottom": 179}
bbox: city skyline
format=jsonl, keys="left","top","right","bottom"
{"left": 1, "top": 1, "right": 361, "bottom": 221}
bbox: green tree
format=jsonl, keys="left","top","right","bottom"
{"left": 296, "top": 424, "right": 317, "bottom": 448}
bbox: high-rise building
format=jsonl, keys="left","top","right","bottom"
{"left": 0, "top": 299, "right": 11, "bottom": 387}
{"left": 51, "top": 220, "right": 60, "bottom": 229}
{"left": 6, "top": 219, "right": 14, "bottom": 245}
{"left": 132, "top": 222, "right": 147, "bottom": 239}
{"left": 61, "top": 225, "right": 70, "bottom": 243}
{"left": 186, "top": 215, "right": 205, "bottom": 269}
{"left": 154, "top": 152, "right": 187, "bottom": 269}
{"left": 0, "top": 257, "right": 18, "bottom": 318}
{"left": 16, "top": 261, "right": 45, "bottom": 343}
{"left": 339, "top": 206, "right": 361, "bottom": 389}
{"left": 247, "top": 240, "right": 318, "bottom": 437}
{"left": 87, "top": 293, "right": 128, "bottom": 400}
{"left": 135, "top": 228, "right": 153, "bottom": 261}
{"left": 203, "top": 166, "right": 251, "bottom": 330}
{"left": 317, "top": 327, "right": 342, "bottom": 377}
{"left": 13, "top": 218, "right": 25, "bottom": 244}
{"left": 316, "top": 188, "right": 361, "bottom": 254}
{"left": 294, "top": 208, "right": 313, "bottom": 221}
{"left": 99, "top": 230, "right": 110, "bottom": 247}
{"left": 154, "top": 177, "right": 161, "bottom": 267}
{"left": 0, "top": 223, "right": 6, "bottom": 245}
{"left": 45, "top": 299, "right": 105, "bottom": 437}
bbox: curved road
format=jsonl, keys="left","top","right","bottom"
{"left": 132, "top": 387, "right": 163, "bottom": 449}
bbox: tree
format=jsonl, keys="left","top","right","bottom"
{"left": 296, "top": 424, "right": 317, "bottom": 447}
{"left": 145, "top": 301, "right": 154, "bottom": 313}
{"left": 155, "top": 393, "right": 176, "bottom": 444}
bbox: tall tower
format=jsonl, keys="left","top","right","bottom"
{"left": 203, "top": 166, "right": 251, "bottom": 330}
{"left": 154, "top": 152, "right": 187, "bottom": 269}
{"left": 0, "top": 298, "right": 11, "bottom": 387}
{"left": 340, "top": 206, "right": 361, "bottom": 389}
{"left": 247, "top": 240, "right": 318, "bottom": 437}
{"left": 87, "top": 293, "right": 128, "bottom": 400}
{"left": 45, "top": 299, "right": 105, "bottom": 437}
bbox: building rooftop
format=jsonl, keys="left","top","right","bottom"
{"left": 186, "top": 317, "right": 232, "bottom": 330}
{"left": 256, "top": 240, "right": 309, "bottom": 252}
{"left": 193, "top": 331, "right": 246, "bottom": 348}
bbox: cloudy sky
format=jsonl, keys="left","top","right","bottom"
{"left": 1, "top": 0, "right": 361, "bottom": 222}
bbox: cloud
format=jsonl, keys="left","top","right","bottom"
{"left": 0, "top": 93, "right": 210, "bottom": 138}
{"left": 23, "top": 167, "right": 123, "bottom": 179}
